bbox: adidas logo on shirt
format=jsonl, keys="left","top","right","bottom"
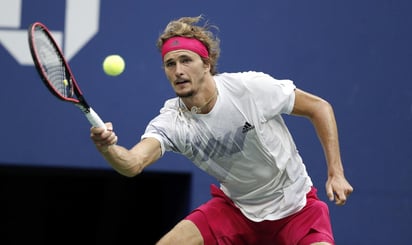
{"left": 242, "top": 122, "right": 255, "bottom": 133}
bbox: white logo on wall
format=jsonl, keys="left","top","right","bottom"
{"left": 0, "top": 0, "right": 100, "bottom": 65}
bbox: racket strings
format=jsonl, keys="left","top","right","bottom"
{"left": 34, "top": 28, "right": 73, "bottom": 98}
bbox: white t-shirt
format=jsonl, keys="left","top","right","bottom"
{"left": 142, "top": 71, "right": 312, "bottom": 221}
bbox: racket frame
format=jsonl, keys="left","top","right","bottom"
{"left": 28, "top": 22, "right": 105, "bottom": 128}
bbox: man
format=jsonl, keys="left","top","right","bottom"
{"left": 91, "top": 16, "right": 353, "bottom": 245}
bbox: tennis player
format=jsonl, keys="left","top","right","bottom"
{"left": 90, "top": 16, "right": 353, "bottom": 245}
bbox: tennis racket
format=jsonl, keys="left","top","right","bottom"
{"left": 28, "top": 22, "right": 106, "bottom": 129}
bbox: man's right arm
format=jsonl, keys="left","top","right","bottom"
{"left": 91, "top": 123, "right": 162, "bottom": 177}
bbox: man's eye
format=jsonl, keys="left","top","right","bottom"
{"left": 165, "top": 62, "right": 175, "bottom": 67}
{"left": 181, "top": 58, "right": 191, "bottom": 63}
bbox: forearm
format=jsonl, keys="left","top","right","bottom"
{"left": 310, "top": 100, "right": 344, "bottom": 176}
{"left": 91, "top": 123, "right": 161, "bottom": 177}
{"left": 97, "top": 137, "right": 161, "bottom": 177}
{"left": 292, "top": 89, "right": 353, "bottom": 203}
{"left": 99, "top": 145, "right": 144, "bottom": 177}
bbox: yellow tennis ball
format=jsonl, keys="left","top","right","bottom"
{"left": 103, "top": 55, "right": 125, "bottom": 76}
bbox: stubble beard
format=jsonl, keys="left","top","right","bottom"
{"left": 176, "top": 89, "right": 195, "bottom": 98}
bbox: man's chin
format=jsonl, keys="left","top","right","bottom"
{"left": 176, "top": 90, "right": 194, "bottom": 98}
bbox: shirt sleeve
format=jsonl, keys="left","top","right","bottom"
{"left": 141, "top": 130, "right": 166, "bottom": 157}
{"left": 140, "top": 98, "right": 184, "bottom": 156}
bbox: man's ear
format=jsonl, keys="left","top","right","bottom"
{"left": 203, "top": 60, "right": 211, "bottom": 73}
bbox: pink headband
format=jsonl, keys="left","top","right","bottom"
{"left": 161, "top": 36, "right": 209, "bottom": 59}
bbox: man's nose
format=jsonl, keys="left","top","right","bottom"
{"left": 175, "top": 63, "right": 184, "bottom": 77}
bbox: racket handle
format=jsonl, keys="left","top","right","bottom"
{"left": 85, "top": 107, "right": 107, "bottom": 129}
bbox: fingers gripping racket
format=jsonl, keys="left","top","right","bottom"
{"left": 28, "top": 22, "right": 106, "bottom": 129}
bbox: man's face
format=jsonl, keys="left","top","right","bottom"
{"left": 163, "top": 50, "right": 210, "bottom": 98}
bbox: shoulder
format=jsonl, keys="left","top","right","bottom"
{"left": 161, "top": 97, "right": 180, "bottom": 112}
{"left": 216, "top": 71, "right": 291, "bottom": 85}
{"left": 215, "top": 71, "right": 295, "bottom": 95}
{"left": 146, "top": 98, "right": 181, "bottom": 126}
{"left": 214, "top": 71, "right": 265, "bottom": 95}
{"left": 216, "top": 71, "right": 269, "bottom": 81}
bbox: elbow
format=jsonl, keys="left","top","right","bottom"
{"left": 120, "top": 154, "right": 154, "bottom": 177}
{"left": 114, "top": 160, "right": 145, "bottom": 178}
{"left": 309, "top": 99, "right": 337, "bottom": 126}
{"left": 122, "top": 171, "right": 140, "bottom": 178}
{"left": 292, "top": 89, "right": 334, "bottom": 118}
{"left": 311, "top": 98, "right": 333, "bottom": 117}
{"left": 320, "top": 99, "right": 334, "bottom": 114}
{"left": 117, "top": 165, "right": 143, "bottom": 178}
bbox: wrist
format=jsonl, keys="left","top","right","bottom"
{"left": 328, "top": 168, "right": 344, "bottom": 178}
{"left": 99, "top": 144, "right": 115, "bottom": 153}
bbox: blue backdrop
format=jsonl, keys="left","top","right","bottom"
{"left": 1, "top": 0, "right": 411, "bottom": 244}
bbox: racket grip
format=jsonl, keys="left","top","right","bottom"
{"left": 85, "top": 107, "right": 107, "bottom": 129}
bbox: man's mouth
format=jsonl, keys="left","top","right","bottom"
{"left": 175, "top": 79, "right": 190, "bottom": 85}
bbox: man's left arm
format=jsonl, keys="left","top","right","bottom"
{"left": 291, "top": 88, "right": 354, "bottom": 205}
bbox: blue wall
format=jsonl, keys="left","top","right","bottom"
{"left": 1, "top": 0, "right": 411, "bottom": 244}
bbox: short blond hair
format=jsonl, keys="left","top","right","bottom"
{"left": 157, "top": 16, "right": 220, "bottom": 75}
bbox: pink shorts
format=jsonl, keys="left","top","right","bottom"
{"left": 185, "top": 185, "right": 334, "bottom": 245}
